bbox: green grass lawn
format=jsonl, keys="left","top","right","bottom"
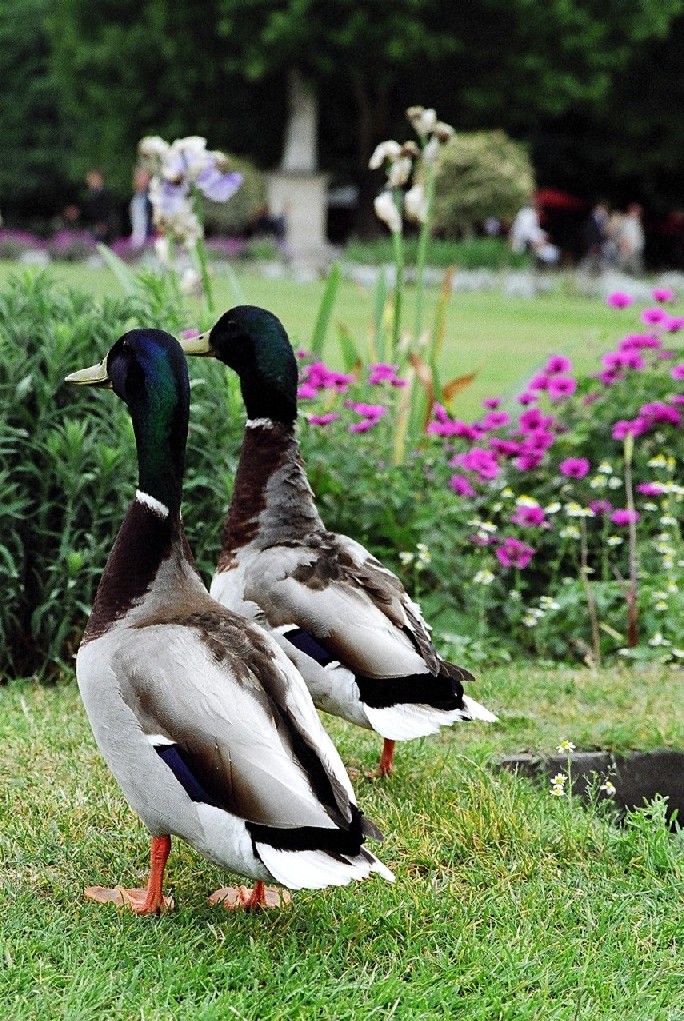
{"left": 1, "top": 666, "right": 682, "bottom": 1021}
{"left": 0, "top": 260, "right": 627, "bottom": 419}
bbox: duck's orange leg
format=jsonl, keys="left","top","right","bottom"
{"left": 378, "top": 738, "right": 396, "bottom": 777}
{"left": 85, "top": 834, "right": 174, "bottom": 914}
{"left": 209, "top": 880, "right": 291, "bottom": 910}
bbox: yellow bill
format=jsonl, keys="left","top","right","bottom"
{"left": 64, "top": 358, "right": 111, "bottom": 387}
{"left": 178, "top": 331, "right": 213, "bottom": 356}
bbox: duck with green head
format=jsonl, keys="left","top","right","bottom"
{"left": 65, "top": 328, "right": 392, "bottom": 913}
{"left": 181, "top": 307, "right": 496, "bottom": 777}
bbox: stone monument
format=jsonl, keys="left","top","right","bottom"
{"left": 266, "top": 69, "right": 329, "bottom": 269}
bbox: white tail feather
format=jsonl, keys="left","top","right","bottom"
{"left": 256, "top": 844, "right": 394, "bottom": 890}
{"left": 364, "top": 696, "right": 497, "bottom": 741}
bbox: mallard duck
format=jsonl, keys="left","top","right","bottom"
{"left": 181, "top": 307, "right": 497, "bottom": 777}
{"left": 65, "top": 328, "right": 393, "bottom": 914}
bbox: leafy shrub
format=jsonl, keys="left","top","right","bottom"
{"left": 343, "top": 234, "right": 529, "bottom": 270}
{"left": 0, "top": 270, "right": 237, "bottom": 678}
{"left": 432, "top": 130, "right": 534, "bottom": 238}
{"left": 0, "top": 229, "right": 44, "bottom": 261}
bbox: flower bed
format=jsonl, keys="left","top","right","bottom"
{"left": 298, "top": 288, "right": 684, "bottom": 666}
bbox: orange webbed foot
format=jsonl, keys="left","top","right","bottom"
{"left": 208, "top": 880, "right": 291, "bottom": 911}
{"left": 84, "top": 885, "right": 174, "bottom": 914}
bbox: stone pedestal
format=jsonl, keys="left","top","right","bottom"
{"left": 266, "top": 171, "right": 329, "bottom": 268}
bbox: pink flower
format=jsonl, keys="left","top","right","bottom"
{"left": 583, "top": 391, "right": 601, "bottom": 406}
{"left": 559, "top": 457, "right": 590, "bottom": 479}
{"left": 589, "top": 500, "right": 612, "bottom": 515}
{"left": 368, "top": 362, "right": 406, "bottom": 387}
{"left": 495, "top": 537, "right": 536, "bottom": 569}
{"left": 482, "top": 397, "right": 500, "bottom": 409}
{"left": 611, "top": 418, "right": 649, "bottom": 440}
{"left": 548, "top": 375, "right": 577, "bottom": 401}
{"left": 345, "top": 401, "right": 388, "bottom": 420}
{"left": 665, "top": 316, "right": 684, "bottom": 333}
{"left": 427, "top": 417, "right": 479, "bottom": 440}
{"left": 637, "top": 482, "right": 665, "bottom": 496}
{"left": 349, "top": 418, "right": 377, "bottom": 433}
{"left": 671, "top": 364, "right": 684, "bottom": 381}
{"left": 511, "top": 505, "right": 546, "bottom": 527}
{"left": 432, "top": 403, "right": 451, "bottom": 423}
{"left": 602, "top": 350, "right": 645, "bottom": 371}
{"left": 528, "top": 373, "right": 550, "bottom": 391}
{"left": 308, "top": 412, "right": 340, "bottom": 426}
{"left": 640, "top": 401, "right": 682, "bottom": 427}
{"left": 449, "top": 474, "right": 477, "bottom": 498}
{"left": 297, "top": 382, "right": 319, "bottom": 400}
{"left": 520, "top": 429, "right": 555, "bottom": 454}
{"left": 598, "top": 368, "right": 623, "bottom": 386}
{"left": 545, "top": 355, "right": 573, "bottom": 374}
{"left": 451, "top": 447, "right": 500, "bottom": 480}
{"left": 619, "top": 333, "right": 661, "bottom": 350}
{"left": 480, "top": 410, "right": 511, "bottom": 431}
{"left": 669, "top": 394, "right": 684, "bottom": 405}
{"left": 610, "top": 509, "right": 639, "bottom": 526}
{"left": 306, "top": 361, "right": 356, "bottom": 392}
{"left": 652, "top": 287, "right": 675, "bottom": 303}
{"left": 181, "top": 328, "right": 200, "bottom": 340}
{"left": 641, "top": 307, "right": 669, "bottom": 326}
{"left": 489, "top": 438, "right": 521, "bottom": 457}
{"left": 519, "top": 408, "right": 553, "bottom": 432}
{"left": 517, "top": 391, "right": 537, "bottom": 406}
{"left": 515, "top": 452, "right": 543, "bottom": 471}
{"left": 607, "top": 291, "right": 634, "bottom": 309}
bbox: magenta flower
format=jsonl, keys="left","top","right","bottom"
{"left": 671, "top": 364, "right": 684, "bottom": 381}
{"left": 598, "top": 368, "right": 623, "bottom": 386}
{"left": 297, "top": 382, "right": 319, "bottom": 400}
{"left": 589, "top": 499, "right": 613, "bottom": 515}
{"left": 480, "top": 410, "right": 511, "bottom": 431}
{"left": 495, "top": 537, "right": 536, "bottom": 569}
{"left": 637, "top": 482, "right": 665, "bottom": 496}
{"left": 451, "top": 447, "right": 500, "bottom": 480}
{"left": 619, "top": 333, "right": 661, "bottom": 350}
{"left": 559, "top": 457, "right": 590, "bottom": 479}
{"left": 518, "top": 391, "right": 537, "bottom": 406}
{"left": 519, "top": 408, "right": 553, "bottom": 432}
{"left": 641, "top": 307, "right": 669, "bottom": 326}
{"left": 602, "top": 349, "right": 646, "bottom": 372}
{"left": 368, "top": 362, "right": 406, "bottom": 387}
{"left": 520, "top": 429, "right": 555, "bottom": 454}
{"left": 511, "top": 505, "right": 546, "bottom": 527}
{"left": 583, "top": 391, "right": 601, "bottom": 406}
{"left": 304, "top": 361, "right": 356, "bottom": 392}
{"left": 308, "top": 412, "right": 340, "bottom": 426}
{"left": 449, "top": 474, "right": 477, "bottom": 498}
{"left": 651, "top": 287, "right": 675, "bottom": 303}
{"left": 611, "top": 418, "right": 649, "bottom": 440}
{"left": 489, "top": 438, "right": 522, "bottom": 457}
{"left": 607, "top": 291, "right": 634, "bottom": 309}
{"left": 482, "top": 397, "right": 501, "bottom": 409}
{"left": 548, "top": 375, "right": 577, "bottom": 401}
{"left": 610, "top": 509, "right": 639, "bottom": 526}
{"left": 528, "top": 373, "right": 550, "bottom": 391}
{"left": 665, "top": 316, "right": 684, "bottom": 333}
{"left": 669, "top": 394, "right": 684, "bottom": 405}
{"left": 349, "top": 419, "right": 376, "bottom": 433}
{"left": 545, "top": 355, "right": 573, "bottom": 374}
{"left": 515, "top": 452, "right": 543, "bottom": 471}
{"left": 344, "top": 400, "right": 387, "bottom": 418}
{"left": 427, "top": 416, "right": 479, "bottom": 440}
{"left": 640, "top": 401, "right": 682, "bottom": 427}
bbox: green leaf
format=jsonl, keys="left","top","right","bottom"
{"left": 310, "top": 261, "right": 341, "bottom": 356}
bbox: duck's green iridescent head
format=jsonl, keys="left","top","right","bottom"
{"left": 183, "top": 305, "right": 298, "bottom": 425}
{"left": 66, "top": 328, "right": 189, "bottom": 512}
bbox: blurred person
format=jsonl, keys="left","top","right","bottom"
{"left": 616, "top": 203, "right": 644, "bottom": 276}
{"left": 509, "top": 199, "right": 559, "bottom": 265}
{"left": 82, "top": 169, "right": 115, "bottom": 244}
{"left": 129, "top": 167, "right": 153, "bottom": 249}
{"left": 581, "top": 201, "right": 609, "bottom": 275}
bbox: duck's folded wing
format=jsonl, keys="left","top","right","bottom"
{"left": 115, "top": 618, "right": 355, "bottom": 832}
{"left": 242, "top": 536, "right": 447, "bottom": 680}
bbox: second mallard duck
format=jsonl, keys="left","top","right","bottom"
{"left": 182, "top": 307, "right": 496, "bottom": 776}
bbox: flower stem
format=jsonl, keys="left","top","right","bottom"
{"left": 192, "top": 189, "right": 215, "bottom": 316}
{"left": 579, "top": 516, "right": 601, "bottom": 667}
{"left": 391, "top": 191, "right": 404, "bottom": 361}
{"left": 623, "top": 434, "right": 639, "bottom": 647}
{"left": 414, "top": 163, "right": 436, "bottom": 345}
